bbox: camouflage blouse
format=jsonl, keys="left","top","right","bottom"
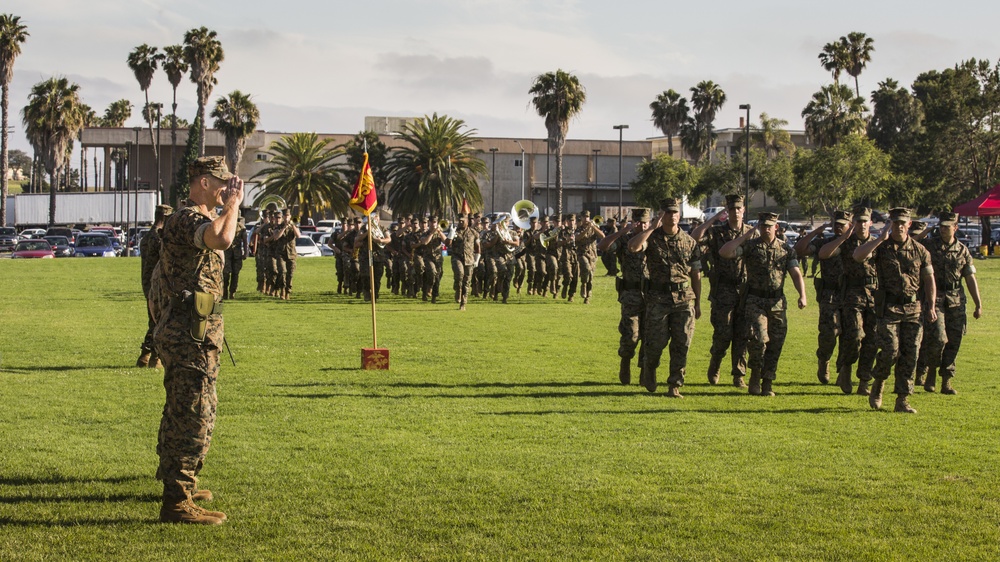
{"left": 705, "top": 222, "right": 754, "bottom": 285}
{"left": 450, "top": 227, "right": 478, "bottom": 265}
{"left": 810, "top": 235, "right": 845, "bottom": 286}
{"left": 644, "top": 228, "right": 701, "bottom": 303}
{"left": 140, "top": 227, "right": 163, "bottom": 297}
{"left": 616, "top": 231, "right": 648, "bottom": 285}
{"left": 871, "top": 236, "right": 932, "bottom": 299}
{"left": 735, "top": 237, "right": 799, "bottom": 292}
{"left": 922, "top": 235, "right": 974, "bottom": 307}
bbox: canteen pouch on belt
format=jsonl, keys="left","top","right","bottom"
{"left": 190, "top": 291, "right": 216, "bottom": 342}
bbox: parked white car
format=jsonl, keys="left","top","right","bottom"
{"left": 295, "top": 235, "right": 323, "bottom": 258}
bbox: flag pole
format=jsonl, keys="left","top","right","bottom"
{"left": 367, "top": 213, "right": 377, "bottom": 349}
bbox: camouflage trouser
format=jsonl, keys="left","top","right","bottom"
{"left": 917, "top": 301, "right": 967, "bottom": 379}
{"left": 524, "top": 253, "right": 534, "bottom": 289}
{"left": 533, "top": 254, "right": 547, "bottom": 293}
{"left": 222, "top": 258, "right": 243, "bottom": 298}
{"left": 744, "top": 295, "right": 787, "bottom": 380}
{"left": 155, "top": 342, "right": 219, "bottom": 501}
{"left": 559, "top": 252, "right": 579, "bottom": 298}
{"left": 256, "top": 254, "right": 267, "bottom": 289}
{"left": 359, "top": 258, "right": 384, "bottom": 300}
{"left": 601, "top": 250, "right": 618, "bottom": 276}
{"left": 873, "top": 308, "right": 923, "bottom": 395}
{"left": 839, "top": 304, "right": 878, "bottom": 381}
{"left": 642, "top": 296, "right": 695, "bottom": 387}
{"left": 709, "top": 283, "right": 748, "bottom": 378}
{"left": 270, "top": 255, "right": 286, "bottom": 291}
{"left": 578, "top": 253, "right": 596, "bottom": 298}
{"left": 472, "top": 257, "right": 485, "bottom": 296}
{"left": 349, "top": 258, "right": 360, "bottom": 294}
{"left": 618, "top": 289, "right": 645, "bottom": 360}
{"left": 487, "top": 254, "right": 513, "bottom": 300}
{"left": 452, "top": 258, "right": 473, "bottom": 304}
{"left": 544, "top": 254, "right": 559, "bottom": 294}
{"left": 422, "top": 256, "right": 438, "bottom": 298}
{"left": 335, "top": 253, "right": 345, "bottom": 286}
{"left": 815, "top": 292, "right": 840, "bottom": 363}
{"left": 284, "top": 257, "right": 296, "bottom": 293}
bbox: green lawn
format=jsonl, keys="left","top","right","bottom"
{"left": 2, "top": 255, "right": 999, "bottom": 560}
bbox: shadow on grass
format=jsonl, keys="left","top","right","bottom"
{"left": 481, "top": 406, "right": 860, "bottom": 415}
{"left": 0, "top": 475, "right": 145, "bottom": 486}
{"left": 273, "top": 380, "right": 620, "bottom": 388}
{"left": 0, "top": 492, "right": 160, "bottom": 505}
{"left": 1, "top": 364, "right": 126, "bottom": 374}
{"left": 278, "top": 390, "right": 635, "bottom": 400}
{"left": 0, "top": 516, "right": 151, "bottom": 527}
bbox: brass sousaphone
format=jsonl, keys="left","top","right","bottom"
{"left": 255, "top": 194, "right": 287, "bottom": 220}
{"left": 511, "top": 199, "right": 540, "bottom": 230}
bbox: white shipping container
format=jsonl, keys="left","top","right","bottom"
{"left": 13, "top": 191, "right": 158, "bottom": 226}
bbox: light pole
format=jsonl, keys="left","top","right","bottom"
{"left": 489, "top": 147, "right": 498, "bottom": 215}
{"left": 739, "top": 104, "right": 750, "bottom": 210}
{"left": 153, "top": 103, "right": 163, "bottom": 202}
{"left": 515, "top": 140, "right": 525, "bottom": 201}
{"left": 133, "top": 126, "right": 141, "bottom": 256}
{"left": 613, "top": 125, "right": 628, "bottom": 219}
{"left": 592, "top": 149, "right": 601, "bottom": 188}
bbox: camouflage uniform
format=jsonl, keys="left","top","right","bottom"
{"left": 836, "top": 233, "right": 879, "bottom": 387}
{"left": 450, "top": 222, "right": 478, "bottom": 307}
{"left": 222, "top": 220, "right": 247, "bottom": 299}
{"left": 557, "top": 218, "right": 579, "bottom": 300}
{"left": 642, "top": 226, "right": 701, "bottom": 392}
{"left": 280, "top": 222, "right": 297, "bottom": 295}
{"left": 616, "top": 228, "right": 648, "bottom": 368}
{"left": 871, "top": 233, "right": 933, "bottom": 396}
{"left": 733, "top": 233, "right": 799, "bottom": 382}
{"left": 254, "top": 221, "right": 271, "bottom": 292}
{"left": 704, "top": 220, "right": 755, "bottom": 379}
{"left": 543, "top": 219, "right": 562, "bottom": 296}
{"left": 809, "top": 232, "right": 844, "bottom": 374}
{"left": 600, "top": 221, "right": 620, "bottom": 276}
{"left": 357, "top": 225, "right": 386, "bottom": 301}
{"left": 153, "top": 205, "right": 225, "bottom": 502}
{"left": 917, "top": 232, "right": 975, "bottom": 384}
{"left": 140, "top": 225, "right": 166, "bottom": 356}
{"left": 530, "top": 224, "right": 548, "bottom": 295}
{"left": 575, "top": 218, "right": 602, "bottom": 303}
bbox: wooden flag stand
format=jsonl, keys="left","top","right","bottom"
{"left": 361, "top": 216, "right": 389, "bottom": 370}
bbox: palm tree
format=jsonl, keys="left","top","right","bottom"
{"left": 21, "top": 77, "right": 85, "bottom": 225}
{"left": 385, "top": 113, "right": 488, "bottom": 216}
{"left": 162, "top": 44, "right": 187, "bottom": 201}
{"left": 102, "top": 99, "right": 132, "bottom": 127}
{"left": 801, "top": 83, "right": 868, "bottom": 148}
{"left": 679, "top": 117, "right": 709, "bottom": 166}
{"left": 79, "top": 104, "right": 97, "bottom": 190}
{"left": 690, "top": 80, "right": 726, "bottom": 162}
{"left": 841, "top": 32, "right": 875, "bottom": 97}
{"left": 210, "top": 90, "right": 259, "bottom": 173}
{"left": 649, "top": 89, "right": 689, "bottom": 157}
{"left": 127, "top": 43, "right": 164, "bottom": 197}
{"left": 0, "top": 13, "right": 29, "bottom": 226}
{"left": 748, "top": 112, "right": 795, "bottom": 159}
{"left": 529, "top": 69, "right": 586, "bottom": 216}
{"left": 250, "top": 132, "right": 348, "bottom": 222}
{"left": 818, "top": 41, "right": 849, "bottom": 84}
{"left": 183, "top": 27, "right": 224, "bottom": 157}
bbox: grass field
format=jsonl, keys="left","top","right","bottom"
{"left": 2, "top": 255, "right": 1000, "bottom": 560}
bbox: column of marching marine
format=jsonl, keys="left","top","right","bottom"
{"left": 249, "top": 204, "right": 299, "bottom": 300}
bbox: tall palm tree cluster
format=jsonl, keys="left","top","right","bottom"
{"left": 649, "top": 81, "right": 727, "bottom": 166}
{"left": 804, "top": 32, "right": 874, "bottom": 147}
{"left": 0, "top": 13, "right": 28, "bottom": 226}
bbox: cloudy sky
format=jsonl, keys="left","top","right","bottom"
{"left": 6, "top": 0, "right": 1000, "bottom": 155}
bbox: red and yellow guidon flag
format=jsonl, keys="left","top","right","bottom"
{"left": 349, "top": 152, "right": 377, "bottom": 216}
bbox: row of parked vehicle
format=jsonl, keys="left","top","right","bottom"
{"left": 0, "top": 225, "right": 139, "bottom": 258}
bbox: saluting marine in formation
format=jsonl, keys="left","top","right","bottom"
{"left": 137, "top": 203, "right": 174, "bottom": 368}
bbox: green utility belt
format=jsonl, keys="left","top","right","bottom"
{"left": 171, "top": 291, "right": 224, "bottom": 342}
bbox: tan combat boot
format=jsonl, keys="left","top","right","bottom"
{"left": 941, "top": 376, "right": 958, "bottom": 395}
{"left": 923, "top": 368, "right": 937, "bottom": 393}
{"left": 761, "top": 378, "right": 775, "bottom": 397}
{"left": 869, "top": 379, "right": 884, "bottom": 410}
{"left": 748, "top": 371, "right": 761, "bottom": 396}
{"left": 894, "top": 394, "right": 917, "bottom": 413}
{"left": 666, "top": 385, "right": 683, "bottom": 398}
{"left": 619, "top": 357, "right": 631, "bottom": 385}
{"left": 160, "top": 499, "right": 225, "bottom": 525}
{"left": 733, "top": 376, "right": 747, "bottom": 389}
{"left": 148, "top": 351, "right": 162, "bottom": 369}
{"left": 191, "top": 489, "right": 213, "bottom": 502}
{"left": 856, "top": 379, "right": 870, "bottom": 396}
{"left": 914, "top": 366, "right": 928, "bottom": 387}
{"left": 136, "top": 351, "right": 152, "bottom": 368}
{"left": 643, "top": 368, "right": 657, "bottom": 393}
{"left": 836, "top": 365, "right": 853, "bottom": 395}
{"left": 817, "top": 359, "right": 830, "bottom": 384}
{"left": 707, "top": 356, "right": 722, "bottom": 385}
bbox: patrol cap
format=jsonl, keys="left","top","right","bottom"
{"left": 579, "top": 210, "right": 591, "bottom": 218}
{"left": 457, "top": 213, "right": 469, "bottom": 220}
{"left": 189, "top": 156, "right": 233, "bottom": 181}
{"left": 265, "top": 202, "right": 278, "bottom": 212}
{"left": 909, "top": 220, "right": 927, "bottom": 234}
{"left": 631, "top": 207, "right": 651, "bottom": 222}
{"left": 480, "top": 217, "right": 490, "bottom": 224}
{"left": 549, "top": 214, "right": 560, "bottom": 222}
{"left": 851, "top": 205, "right": 871, "bottom": 221}
{"left": 833, "top": 210, "right": 853, "bottom": 225}
{"left": 938, "top": 211, "right": 959, "bottom": 226}
{"left": 888, "top": 207, "right": 912, "bottom": 222}
{"left": 725, "top": 194, "right": 745, "bottom": 209}
{"left": 154, "top": 204, "right": 174, "bottom": 221}
{"left": 562, "top": 213, "right": 575, "bottom": 221}
{"left": 758, "top": 212, "right": 779, "bottom": 227}
{"left": 659, "top": 198, "right": 680, "bottom": 212}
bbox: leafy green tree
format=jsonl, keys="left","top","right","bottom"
{"left": 385, "top": 113, "right": 488, "bottom": 217}
{"left": 736, "top": 112, "right": 796, "bottom": 158}
{"left": 842, "top": 32, "right": 875, "bottom": 97}
{"left": 802, "top": 83, "right": 868, "bottom": 147}
{"left": 868, "top": 78, "right": 924, "bottom": 153}
{"left": 183, "top": 27, "right": 223, "bottom": 157}
{"left": 7, "top": 148, "right": 29, "bottom": 171}
{"left": 630, "top": 154, "right": 701, "bottom": 210}
{"left": 699, "top": 149, "right": 794, "bottom": 209}
{"left": 818, "top": 41, "right": 848, "bottom": 84}
{"left": 101, "top": 99, "right": 132, "bottom": 127}
{"left": 0, "top": 13, "right": 28, "bottom": 226}
{"left": 21, "top": 76, "right": 86, "bottom": 225}
{"left": 250, "top": 132, "right": 349, "bottom": 222}
{"left": 127, "top": 43, "right": 163, "bottom": 196}
{"left": 793, "top": 135, "right": 892, "bottom": 216}
{"left": 529, "top": 69, "right": 586, "bottom": 216}
{"left": 690, "top": 80, "right": 726, "bottom": 161}
{"left": 649, "top": 89, "right": 689, "bottom": 157}
{"left": 680, "top": 117, "right": 710, "bottom": 165}
{"left": 211, "top": 90, "right": 259, "bottom": 173}
{"left": 339, "top": 131, "right": 390, "bottom": 201}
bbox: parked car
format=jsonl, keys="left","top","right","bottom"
{"left": 316, "top": 219, "right": 342, "bottom": 233}
{"left": 10, "top": 239, "right": 55, "bottom": 259}
{"left": 90, "top": 227, "right": 124, "bottom": 255}
{"left": 74, "top": 233, "right": 118, "bottom": 257}
{"left": 18, "top": 228, "right": 46, "bottom": 240}
{"left": 703, "top": 206, "right": 726, "bottom": 219}
{"left": 45, "top": 227, "right": 77, "bottom": 245}
{"left": 295, "top": 235, "right": 323, "bottom": 258}
{"left": 318, "top": 233, "right": 335, "bottom": 257}
{"left": 0, "top": 233, "right": 18, "bottom": 252}
{"left": 43, "top": 235, "right": 75, "bottom": 257}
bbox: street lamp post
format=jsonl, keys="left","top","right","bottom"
{"left": 515, "top": 140, "right": 525, "bottom": 201}
{"left": 133, "top": 126, "right": 141, "bottom": 256}
{"left": 739, "top": 104, "right": 751, "bottom": 210}
{"left": 613, "top": 124, "right": 629, "bottom": 219}
{"left": 592, "top": 149, "right": 600, "bottom": 188}
{"left": 489, "top": 147, "right": 498, "bottom": 215}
